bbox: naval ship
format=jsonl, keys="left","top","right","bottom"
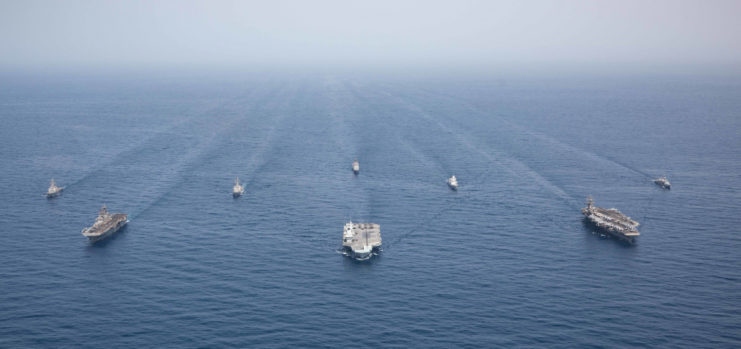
{"left": 654, "top": 176, "right": 671, "bottom": 189}
{"left": 581, "top": 197, "right": 640, "bottom": 243}
{"left": 46, "top": 178, "right": 64, "bottom": 198}
{"left": 341, "top": 221, "right": 381, "bottom": 260}
{"left": 352, "top": 159, "right": 360, "bottom": 174}
{"left": 81, "top": 205, "right": 128, "bottom": 243}
{"left": 233, "top": 177, "right": 245, "bottom": 197}
{"left": 447, "top": 175, "right": 458, "bottom": 190}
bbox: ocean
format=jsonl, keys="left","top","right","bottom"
{"left": 1, "top": 73, "right": 740, "bottom": 347}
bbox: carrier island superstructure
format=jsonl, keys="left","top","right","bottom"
{"left": 342, "top": 222, "right": 381, "bottom": 260}
{"left": 81, "top": 205, "right": 128, "bottom": 243}
{"left": 581, "top": 197, "right": 640, "bottom": 243}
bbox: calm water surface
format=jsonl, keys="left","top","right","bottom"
{"left": 1, "top": 74, "right": 740, "bottom": 347}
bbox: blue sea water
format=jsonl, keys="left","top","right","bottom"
{"left": 1, "top": 73, "right": 740, "bottom": 348}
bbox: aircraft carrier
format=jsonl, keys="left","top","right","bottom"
{"left": 341, "top": 221, "right": 381, "bottom": 260}
{"left": 581, "top": 197, "right": 640, "bottom": 243}
{"left": 81, "top": 205, "right": 128, "bottom": 243}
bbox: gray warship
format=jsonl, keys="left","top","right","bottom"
{"left": 654, "top": 176, "right": 671, "bottom": 189}
{"left": 46, "top": 178, "right": 64, "bottom": 198}
{"left": 81, "top": 205, "right": 128, "bottom": 243}
{"left": 581, "top": 197, "right": 640, "bottom": 243}
{"left": 341, "top": 221, "right": 381, "bottom": 260}
{"left": 232, "top": 177, "right": 245, "bottom": 197}
{"left": 447, "top": 175, "right": 458, "bottom": 190}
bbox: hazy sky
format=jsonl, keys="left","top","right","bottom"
{"left": 1, "top": 0, "right": 740, "bottom": 73}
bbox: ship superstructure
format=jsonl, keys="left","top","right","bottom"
{"left": 81, "top": 205, "right": 128, "bottom": 243}
{"left": 46, "top": 178, "right": 64, "bottom": 198}
{"left": 447, "top": 175, "right": 458, "bottom": 190}
{"left": 233, "top": 177, "right": 245, "bottom": 197}
{"left": 654, "top": 176, "right": 671, "bottom": 189}
{"left": 352, "top": 159, "right": 360, "bottom": 174}
{"left": 581, "top": 197, "right": 640, "bottom": 243}
{"left": 341, "top": 221, "right": 381, "bottom": 260}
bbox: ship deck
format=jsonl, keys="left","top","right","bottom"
{"left": 83, "top": 214, "right": 128, "bottom": 236}
{"left": 592, "top": 207, "right": 638, "bottom": 226}
{"left": 343, "top": 223, "right": 382, "bottom": 252}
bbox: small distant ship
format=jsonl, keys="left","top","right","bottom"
{"left": 352, "top": 159, "right": 360, "bottom": 174}
{"left": 447, "top": 175, "right": 458, "bottom": 190}
{"left": 581, "top": 197, "right": 640, "bottom": 243}
{"left": 341, "top": 221, "right": 381, "bottom": 260}
{"left": 46, "top": 178, "right": 64, "bottom": 198}
{"left": 654, "top": 176, "right": 671, "bottom": 189}
{"left": 81, "top": 205, "right": 128, "bottom": 243}
{"left": 232, "top": 177, "right": 245, "bottom": 197}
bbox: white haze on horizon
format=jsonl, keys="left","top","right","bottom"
{"left": 1, "top": 0, "right": 740, "bottom": 75}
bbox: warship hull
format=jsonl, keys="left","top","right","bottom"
{"left": 46, "top": 190, "right": 63, "bottom": 198}
{"left": 342, "top": 245, "right": 377, "bottom": 260}
{"left": 447, "top": 176, "right": 458, "bottom": 190}
{"left": 342, "top": 222, "right": 381, "bottom": 261}
{"left": 46, "top": 179, "right": 63, "bottom": 198}
{"left": 232, "top": 177, "right": 244, "bottom": 198}
{"left": 583, "top": 217, "right": 638, "bottom": 244}
{"left": 83, "top": 214, "right": 128, "bottom": 243}
{"left": 581, "top": 197, "right": 639, "bottom": 244}
{"left": 654, "top": 181, "right": 671, "bottom": 189}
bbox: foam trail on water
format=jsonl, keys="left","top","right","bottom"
{"left": 63, "top": 99, "right": 234, "bottom": 190}
{"left": 128, "top": 86, "right": 285, "bottom": 220}
{"left": 379, "top": 89, "right": 577, "bottom": 207}
{"left": 415, "top": 85, "right": 655, "bottom": 180}
{"left": 340, "top": 85, "right": 469, "bottom": 250}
